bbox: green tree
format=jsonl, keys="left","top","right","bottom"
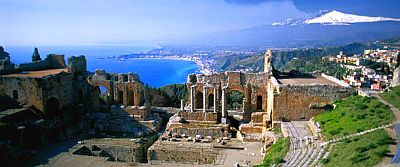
{"left": 32, "top": 47, "right": 41, "bottom": 62}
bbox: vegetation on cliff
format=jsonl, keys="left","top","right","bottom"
{"left": 212, "top": 36, "right": 400, "bottom": 72}
{"left": 315, "top": 96, "right": 395, "bottom": 166}
{"left": 32, "top": 47, "right": 41, "bottom": 62}
{"left": 280, "top": 57, "right": 347, "bottom": 78}
{"left": 144, "top": 84, "right": 188, "bottom": 107}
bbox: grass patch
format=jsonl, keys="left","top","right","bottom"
{"left": 254, "top": 137, "right": 289, "bottom": 167}
{"left": 315, "top": 96, "right": 394, "bottom": 140}
{"left": 322, "top": 130, "right": 394, "bottom": 167}
{"left": 381, "top": 86, "right": 400, "bottom": 109}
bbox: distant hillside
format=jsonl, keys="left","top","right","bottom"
{"left": 184, "top": 10, "right": 400, "bottom": 48}
{"left": 212, "top": 36, "right": 400, "bottom": 72}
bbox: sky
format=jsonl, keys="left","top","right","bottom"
{"left": 1, "top": 0, "right": 399, "bottom": 46}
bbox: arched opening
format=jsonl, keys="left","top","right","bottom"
{"left": 257, "top": 95, "right": 263, "bottom": 111}
{"left": 118, "top": 91, "right": 123, "bottom": 104}
{"left": 195, "top": 92, "right": 203, "bottom": 109}
{"left": 227, "top": 90, "right": 244, "bottom": 110}
{"left": 97, "top": 86, "right": 109, "bottom": 105}
{"left": 208, "top": 94, "right": 214, "bottom": 109}
{"left": 128, "top": 90, "right": 134, "bottom": 106}
{"left": 12, "top": 90, "right": 18, "bottom": 100}
{"left": 46, "top": 97, "right": 59, "bottom": 117}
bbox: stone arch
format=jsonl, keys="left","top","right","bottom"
{"left": 118, "top": 90, "right": 123, "bottom": 104}
{"left": 208, "top": 94, "right": 214, "bottom": 109}
{"left": 256, "top": 95, "right": 263, "bottom": 111}
{"left": 96, "top": 85, "right": 110, "bottom": 105}
{"left": 46, "top": 97, "right": 59, "bottom": 117}
{"left": 195, "top": 92, "right": 203, "bottom": 109}
{"left": 12, "top": 90, "right": 18, "bottom": 100}
{"left": 128, "top": 90, "right": 134, "bottom": 106}
{"left": 227, "top": 90, "right": 244, "bottom": 110}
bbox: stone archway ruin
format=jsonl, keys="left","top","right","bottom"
{"left": 88, "top": 69, "right": 146, "bottom": 107}
{"left": 46, "top": 97, "right": 60, "bottom": 117}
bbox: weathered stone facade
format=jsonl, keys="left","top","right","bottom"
{"left": 271, "top": 83, "right": 352, "bottom": 121}
{"left": 0, "top": 56, "right": 96, "bottom": 116}
{"left": 180, "top": 50, "right": 352, "bottom": 137}
{"left": 89, "top": 69, "right": 146, "bottom": 107}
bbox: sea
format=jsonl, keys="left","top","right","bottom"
{"left": 4, "top": 46, "right": 199, "bottom": 87}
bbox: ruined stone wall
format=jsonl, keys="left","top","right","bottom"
{"left": 41, "top": 73, "right": 75, "bottom": 112}
{"left": 17, "top": 54, "right": 66, "bottom": 71}
{"left": 148, "top": 141, "right": 217, "bottom": 164}
{"left": 186, "top": 71, "right": 269, "bottom": 123}
{"left": 177, "top": 111, "right": 219, "bottom": 123}
{"left": 272, "top": 84, "right": 352, "bottom": 121}
{"left": 0, "top": 72, "right": 96, "bottom": 115}
{"left": 89, "top": 70, "right": 145, "bottom": 107}
{"left": 0, "top": 77, "right": 45, "bottom": 111}
{"left": 68, "top": 56, "right": 87, "bottom": 74}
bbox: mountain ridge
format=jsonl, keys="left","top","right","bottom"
{"left": 272, "top": 10, "right": 400, "bottom": 26}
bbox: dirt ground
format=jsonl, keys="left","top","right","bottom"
{"left": 27, "top": 138, "right": 264, "bottom": 167}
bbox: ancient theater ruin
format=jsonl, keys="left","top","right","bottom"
{"left": 148, "top": 50, "right": 352, "bottom": 165}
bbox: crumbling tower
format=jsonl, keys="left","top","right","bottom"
{"left": 264, "top": 49, "right": 273, "bottom": 76}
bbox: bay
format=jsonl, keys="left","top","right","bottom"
{"left": 3, "top": 46, "right": 199, "bottom": 87}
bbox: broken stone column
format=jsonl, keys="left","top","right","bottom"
{"left": 221, "top": 88, "right": 227, "bottom": 124}
{"left": 191, "top": 85, "right": 195, "bottom": 112}
{"left": 203, "top": 86, "right": 207, "bottom": 113}
{"left": 123, "top": 83, "right": 128, "bottom": 106}
{"left": 109, "top": 82, "right": 114, "bottom": 104}
{"left": 213, "top": 84, "right": 217, "bottom": 113}
{"left": 180, "top": 99, "right": 184, "bottom": 111}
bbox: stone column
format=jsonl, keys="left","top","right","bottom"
{"left": 109, "top": 82, "right": 114, "bottom": 104}
{"left": 213, "top": 84, "right": 217, "bottom": 113}
{"left": 123, "top": 83, "right": 128, "bottom": 106}
{"left": 180, "top": 99, "right": 184, "bottom": 111}
{"left": 203, "top": 86, "right": 207, "bottom": 113}
{"left": 221, "top": 88, "right": 227, "bottom": 124}
{"left": 190, "top": 85, "right": 195, "bottom": 112}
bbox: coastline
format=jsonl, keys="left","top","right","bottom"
{"left": 105, "top": 57, "right": 214, "bottom": 75}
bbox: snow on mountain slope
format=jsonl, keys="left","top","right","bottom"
{"left": 272, "top": 10, "right": 400, "bottom": 26}
{"left": 304, "top": 10, "right": 400, "bottom": 25}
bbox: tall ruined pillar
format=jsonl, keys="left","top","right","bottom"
{"left": 213, "top": 84, "right": 217, "bottom": 113}
{"left": 109, "top": 82, "right": 114, "bottom": 104}
{"left": 190, "top": 85, "right": 195, "bottom": 112}
{"left": 123, "top": 83, "right": 128, "bottom": 106}
{"left": 114, "top": 84, "right": 119, "bottom": 103}
{"left": 203, "top": 86, "right": 207, "bottom": 113}
{"left": 221, "top": 88, "right": 227, "bottom": 124}
{"left": 264, "top": 49, "right": 273, "bottom": 75}
{"left": 134, "top": 90, "right": 138, "bottom": 106}
{"left": 243, "top": 97, "right": 249, "bottom": 122}
{"left": 180, "top": 99, "right": 184, "bottom": 111}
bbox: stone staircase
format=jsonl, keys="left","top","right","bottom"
{"left": 281, "top": 122, "right": 332, "bottom": 167}
{"left": 281, "top": 121, "right": 400, "bottom": 167}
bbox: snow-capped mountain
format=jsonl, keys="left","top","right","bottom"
{"left": 183, "top": 10, "right": 400, "bottom": 48}
{"left": 273, "top": 10, "right": 400, "bottom": 26}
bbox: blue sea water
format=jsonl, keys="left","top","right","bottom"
{"left": 4, "top": 46, "right": 199, "bottom": 87}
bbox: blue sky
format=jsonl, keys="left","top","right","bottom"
{"left": 1, "top": 0, "right": 399, "bottom": 46}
